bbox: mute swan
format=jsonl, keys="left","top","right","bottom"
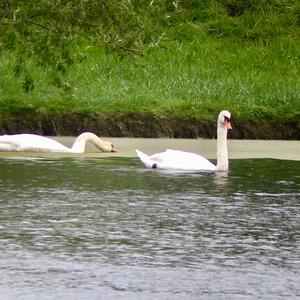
{"left": 0, "top": 132, "right": 117, "bottom": 153}
{"left": 136, "top": 110, "right": 232, "bottom": 171}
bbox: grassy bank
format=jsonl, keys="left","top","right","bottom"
{"left": 0, "top": 1, "right": 299, "bottom": 139}
{"left": 1, "top": 37, "right": 299, "bottom": 138}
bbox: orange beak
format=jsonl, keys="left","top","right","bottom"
{"left": 225, "top": 120, "right": 232, "bottom": 130}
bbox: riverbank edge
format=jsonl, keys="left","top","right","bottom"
{"left": 0, "top": 138, "right": 299, "bottom": 161}
{"left": 0, "top": 112, "right": 299, "bottom": 140}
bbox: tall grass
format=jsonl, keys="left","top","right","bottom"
{"left": 0, "top": 0, "right": 299, "bottom": 124}
{"left": 0, "top": 35, "right": 299, "bottom": 123}
{"left": 67, "top": 36, "right": 299, "bottom": 121}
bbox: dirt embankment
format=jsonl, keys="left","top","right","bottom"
{"left": 0, "top": 112, "right": 299, "bottom": 140}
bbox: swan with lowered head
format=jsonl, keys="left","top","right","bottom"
{"left": 136, "top": 110, "right": 232, "bottom": 171}
{"left": 0, "top": 132, "right": 117, "bottom": 153}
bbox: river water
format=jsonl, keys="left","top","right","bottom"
{"left": 0, "top": 156, "right": 299, "bottom": 299}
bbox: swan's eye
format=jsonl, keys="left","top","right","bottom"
{"left": 224, "top": 116, "right": 230, "bottom": 122}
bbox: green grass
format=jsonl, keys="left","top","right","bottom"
{"left": 1, "top": 0, "right": 300, "bottom": 130}
{"left": 0, "top": 34, "right": 299, "bottom": 125}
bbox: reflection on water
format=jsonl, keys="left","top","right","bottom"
{"left": 0, "top": 157, "right": 299, "bottom": 299}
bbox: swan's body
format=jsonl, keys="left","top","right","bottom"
{"left": 136, "top": 110, "right": 232, "bottom": 172}
{"left": 0, "top": 132, "right": 116, "bottom": 153}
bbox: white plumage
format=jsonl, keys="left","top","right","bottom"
{"left": 136, "top": 110, "right": 232, "bottom": 172}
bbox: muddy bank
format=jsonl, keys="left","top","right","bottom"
{"left": 0, "top": 112, "right": 299, "bottom": 140}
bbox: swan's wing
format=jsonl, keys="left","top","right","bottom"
{"left": 0, "top": 134, "right": 69, "bottom": 152}
{"left": 0, "top": 143, "right": 18, "bottom": 151}
{"left": 146, "top": 149, "right": 215, "bottom": 171}
{"left": 162, "top": 149, "right": 216, "bottom": 170}
{"left": 149, "top": 150, "right": 174, "bottom": 163}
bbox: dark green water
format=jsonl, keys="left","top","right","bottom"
{"left": 0, "top": 157, "right": 299, "bottom": 299}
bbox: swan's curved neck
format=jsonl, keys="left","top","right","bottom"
{"left": 70, "top": 132, "right": 102, "bottom": 153}
{"left": 216, "top": 125, "right": 229, "bottom": 171}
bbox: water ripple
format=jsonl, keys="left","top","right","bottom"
{"left": 0, "top": 158, "right": 299, "bottom": 299}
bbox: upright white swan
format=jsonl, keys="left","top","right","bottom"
{"left": 0, "top": 132, "right": 117, "bottom": 153}
{"left": 136, "top": 110, "right": 232, "bottom": 171}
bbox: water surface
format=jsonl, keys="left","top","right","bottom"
{"left": 0, "top": 157, "right": 299, "bottom": 299}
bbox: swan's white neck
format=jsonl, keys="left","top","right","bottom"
{"left": 216, "top": 124, "right": 229, "bottom": 171}
{"left": 70, "top": 132, "right": 104, "bottom": 153}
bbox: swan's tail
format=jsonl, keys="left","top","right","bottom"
{"left": 135, "top": 149, "right": 152, "bottom": 168}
